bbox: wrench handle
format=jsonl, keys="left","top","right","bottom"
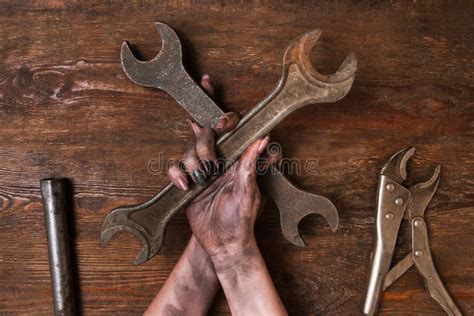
{"left": 218, "top": 64, "right": 315, "bottom": 161}
{"left": 163, "top": 69, "right": 224, "bottom": 127}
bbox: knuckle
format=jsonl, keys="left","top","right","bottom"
{"left": 167, "top": 162, "right": 179, "bottom": 174}
{"left": 183, "top": 142, "right": 197, "bottom": 159}
{"left": 183, "top": 156, "right": 201, "bottom": 172}
{"left": 196, "top": 145, "right": 215, "bottom": 160}
{"left": 167, "top": 162, "right": 184, "bottom": 178}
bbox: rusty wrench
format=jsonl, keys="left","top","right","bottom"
{"left": 121, "top": 23, "right": 340, "bottom": 246}
{"left": 101, "top": 23, "right": 357, "bottom": 265}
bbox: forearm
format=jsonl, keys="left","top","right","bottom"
{"left": 211, "top": 239, "right": 287, "bottom": 316}
{"left": 145, "top": 235, "right": 219, "bottom": 316}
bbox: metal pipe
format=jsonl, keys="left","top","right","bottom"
{"left": 41, "top": 178, "right": 75, "bottom": 316}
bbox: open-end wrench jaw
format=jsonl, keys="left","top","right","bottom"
{"left": 101, "top": 215, "right": 154, "bottom": 266}
{"left": 120, "top": 22, "right": 183, "bottom": 89}
{"left": 101, "top": 193, "right": 167, "bottom": 265}
{"left": 259, "top": 168, "right": 339, "bottom": 247}
{"left": 281, "top": 29, "right": 357, "bottom": 105}
{"left": 120, "top": 22, "right": 223, "bottom": 127}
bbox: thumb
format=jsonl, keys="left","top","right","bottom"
{"left": 236, "top": 136, "right": 270, "bottom": 177}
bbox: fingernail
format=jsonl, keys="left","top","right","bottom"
{"left": 257, "top": 137, "right": 269, "bottom": 153}
{"left": 201, "top": 74, "right": 215, "bottom": 96}
{"left": 188, "top": 119, "right": 202, "bottom": 136}
{"left": 204, "top": 160, "right": 217, "bottom": 175}
{"left": 212, "top": 161, "right": 224, "bottom": 175}
{"left": 193, "top": 170, "right": 206, "bottom": 186}
{"left": 176, "top": 177, "right": 188, "bottom": 191}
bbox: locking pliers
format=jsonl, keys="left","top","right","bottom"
{"left": 363, "top": 147, "right": 462, "bottom": 316}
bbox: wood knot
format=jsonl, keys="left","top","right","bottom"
{"left": 0, "top": 195, "right": 7, "bottom": 211}
{"left": 32, "top": 69, "right": 68, "bottom": 100}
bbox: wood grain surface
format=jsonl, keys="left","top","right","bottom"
{"left": 1, "top": 1, "right": 473, "bottom": 315}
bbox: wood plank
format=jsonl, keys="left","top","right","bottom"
{"left": 0, "top": 1, "right": 473, "bottom": 314}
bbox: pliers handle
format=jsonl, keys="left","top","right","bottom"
{"left": 363, "top": 174, "right": 411, "bottom": 315}
{"left": 411, "top": 216, "right": 462, "bottom": 316}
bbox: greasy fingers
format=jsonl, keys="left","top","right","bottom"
{"left": 167, "top": 162, "right": 189, "bottom": 191}
{"left": 237, "top": 136, "right": 271, "bottom": 178}
{"left": 174, "top": 74, "right": 241, "bottom": 187}
{"left": 214, "top": 112, "right": 240, "bottom": 136}
{"left": 189, "top": 120, "right": 218, "bottom": 174}
{"left": 258, "top": 142, "right": 283, "bottom": 172}
{"left": 199, "top": 73, "right": 240, "bottom": 135}
{"left": 182, "top": 142, "right": 207, "bottom": 186}
{"left": 200, "top": 74, "right": 215, "bottom": 97}
{"left": 189, "top": 111, "right": 241, "bottom": 178}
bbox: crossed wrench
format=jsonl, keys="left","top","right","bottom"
{"left": 101, "top": 23, "right": 357, "bottom": 265}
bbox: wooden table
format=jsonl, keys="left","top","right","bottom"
{"left": 1, "top": 1, "right": 472, "bottom": 315}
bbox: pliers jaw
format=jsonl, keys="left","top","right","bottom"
{"left": 380, "top": 146, "right": 442, "bottom": 218}
{"left": 381, "top": 146, "right": 415, "bottom": 183}
{"left": 407, "top": 164, "right": 441, "bottom": 218}
{"left": 380, "top": 146, "right": 442, "bottom": 219}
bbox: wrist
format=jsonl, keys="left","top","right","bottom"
{"left": 146, "top": 235, "right": 219, "bottom": 316}
{"left": 184, "top": 235, "right": 219, "bottom": 282}
{"left": 187, "top": 234, "right": 209, "bottom": 259}
{"left": 210, "top": 239, "right": 288, "bottom": 316}
{"left": 210, "top": 238, "right": 259, "bottom": 274}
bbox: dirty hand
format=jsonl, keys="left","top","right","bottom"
{"left": 167, "top": 76, "right": 277, "bottom": 257}
{"left": 165, "top": 75, "right": 287, "bottom": 316}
